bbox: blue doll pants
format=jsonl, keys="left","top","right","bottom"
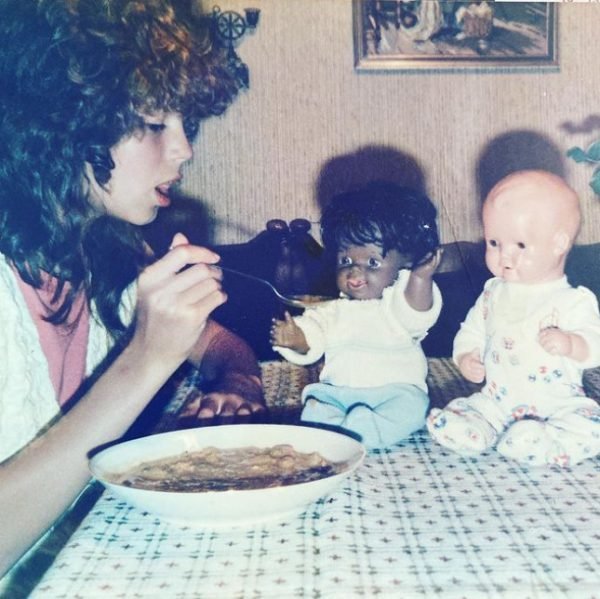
{"left": 300, "top": 382, "right": 429, "bottom": 449}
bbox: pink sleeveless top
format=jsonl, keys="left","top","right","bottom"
{"left": 16, "top": 271, "right": 90, "bottom": 407}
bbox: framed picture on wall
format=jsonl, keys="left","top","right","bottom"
{"left": 353, "top": 1, "right": 557, "bottom": 71}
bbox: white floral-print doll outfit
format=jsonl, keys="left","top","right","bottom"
{"left": 427, "top": 276, "right": 600, "bottom": 467}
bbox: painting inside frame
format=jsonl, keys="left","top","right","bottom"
{"left": 353, "top": 1, "right": 557, "bottom": 70}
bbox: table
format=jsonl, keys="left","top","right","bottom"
{"left": 2, "top": 360, "right": 600, "bottom": 598}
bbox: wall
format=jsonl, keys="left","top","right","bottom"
{"left": 181, "top": 0, "right": 600, "bottom": 246}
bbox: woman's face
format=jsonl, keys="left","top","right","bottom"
{"left": 335, "top": 243, "right": 406, "bottom": 300}
{"left": 88, "top": 112, "right": 193, "bottom": 225}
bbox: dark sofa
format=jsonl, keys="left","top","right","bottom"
{"left": 208, "top": 224, "right": 493, "bottom": 360}
{"left": 144, "top": 213, "right": 600, "bottom": 361}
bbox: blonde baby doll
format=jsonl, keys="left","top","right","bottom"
{"left": 427, "top": 170, "right": 600, "bottom": 467}
{"left": 271, "top": 181, "right": 442, "bottom": 449}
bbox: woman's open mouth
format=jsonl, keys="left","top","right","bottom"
{"left": 155, "top": 185, "right": 171, "bottom": 207}
{"left": 155, "top": 177, "right": 181, "bottom": 207}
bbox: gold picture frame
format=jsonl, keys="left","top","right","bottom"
{"left": 353, "top": 1, "right": 558, "bottom": 71}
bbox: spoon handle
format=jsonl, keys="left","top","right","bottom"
{"left": 216, "top": 265, "right": 307, "bottom": 309}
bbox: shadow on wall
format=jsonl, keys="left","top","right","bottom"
{"left": 315, "top": 145, "right": 427, "bottom": 213}
{"left": 476, "top": 129, "right": 566, "bottom": 204}
{"left": 559, "top": 113, "right": 600, "bottom": 136}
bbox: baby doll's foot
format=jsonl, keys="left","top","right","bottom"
{"left": 427, "top": 408, "right": 497, "bottom": 456}
{"left": 343, "top": 404, "right": 389, "bottom": 450}
{"left": 301, "top": 396, "right": 345, "bottom": 427}
{"left": 497, "top": 420, "right": 565, "bottom": 467}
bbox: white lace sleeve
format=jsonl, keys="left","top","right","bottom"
{"left": 86, "top": 281, "right": 137, "bottom": 375}
{"left": 0, "top": 257, "right": 58, "bottom": 462}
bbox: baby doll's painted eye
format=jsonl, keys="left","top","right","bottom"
{"left": 338, "top": 256, "right": 352, "bottom": 267}
{"left": 488, "top": 239, "right": 498, "bottom": 248}
{"left": 517, "top": 242, "right": 526, "bottom": 250}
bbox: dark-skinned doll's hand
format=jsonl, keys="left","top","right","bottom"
{"left": 270, "top": 312, "right": 310, "bottom": 354}
{"left": 405, "top": 248, "right": 442, "bottom": 312}
{"left": 411, "top": 247, "right": 443, "bottom": 281}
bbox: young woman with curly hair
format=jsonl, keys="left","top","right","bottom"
{"left": 0, "top": 0, "right": 265, "bottom": 575}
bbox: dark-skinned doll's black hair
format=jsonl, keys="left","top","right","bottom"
{"left": 320, "top": 181, "right": 440, "bottom": 268}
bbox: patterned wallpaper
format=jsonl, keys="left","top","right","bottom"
{"left": 180, "top": 1, "right": 600, "bottom": 246}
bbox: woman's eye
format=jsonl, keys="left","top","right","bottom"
{"left": 367, "top": 258, "right": 381, "bottom": 268}
{"left": 144, "top": 121, "right": 166, "bottom": 133}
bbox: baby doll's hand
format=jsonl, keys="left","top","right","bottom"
{"left": 411, "top": 248, "right": 443, "bottom": 280}
{"left": 538, "top": 327, "right": 572, "bottom": 356}
{"left": 538, "top": 324, "right": 590, "bottom": 361}
{"left": 270, "top": 312, "right": 310, "bottom": 354}
{"left": 537, "top": 326, "right": 592, "bottom": 363}
{"left": 457, "top": 348, "right": 485, "bottom": 383}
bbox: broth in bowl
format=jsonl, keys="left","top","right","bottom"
{"left": 108, "top": 444, "right": 349, "bottom": 492}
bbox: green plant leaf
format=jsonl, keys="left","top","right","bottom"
{"left": 568, "top": 141, "right": 600, "bottom": 195}
{"left": 591, "top": 168, "right": 600, "bottom": 196}
{"left": 567, "top": 146, "right": 592, "bottom": 163}
{"left": 586, "top": 140, "right": 600, "bottom": 162}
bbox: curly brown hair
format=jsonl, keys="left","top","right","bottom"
{"left": 0, "top": 0, "right": 243, "bottom": 335}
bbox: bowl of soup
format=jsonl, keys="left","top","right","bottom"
{"left": 89, "top": 424, "right": 365, "bottom": 527}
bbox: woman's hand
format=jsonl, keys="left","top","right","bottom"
{"left": 132, "top": 233, "right": 226, "bottom": 370}
{"left": 178, "top": 372, "right": 265, "bottom": 425}
{"left": 183, "top": 320, "right": 266, "bottom": 424}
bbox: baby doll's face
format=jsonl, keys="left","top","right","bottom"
{"left": 336, "top": 243, "right": 407, "bottom": 300}
{"left": 483, "top": 188, "right": 567, "bottom": 284}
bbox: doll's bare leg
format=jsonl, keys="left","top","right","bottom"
{"left": 427, "top": 397, "right": 498, "bottom": 456}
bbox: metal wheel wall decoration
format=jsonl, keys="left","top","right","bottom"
{"left": 211, "top": 6, "right": 260, "bottom": 88}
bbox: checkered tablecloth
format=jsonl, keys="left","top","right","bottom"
{"left": 3, "top": 359, "right": 600, "bottom": 599}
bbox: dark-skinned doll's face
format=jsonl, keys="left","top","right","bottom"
{"left": 335, "top": 243, "right": 407, "bottom": 300}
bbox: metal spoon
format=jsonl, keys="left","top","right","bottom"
{"left": 217, "top": 265, "right": 333, "bottom": 310}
